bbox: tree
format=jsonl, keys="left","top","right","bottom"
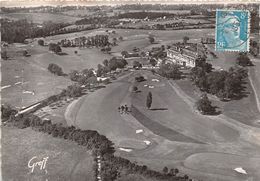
{"left": 1, "top": 51, "right": 8, "bottom": 60}
{"left": 146, "top": 92, "right": 152, "bottom": 109}
{"left": 149, "top": 58, "right": 157, "bottom": 66}
{"left": 103, "top": 59, "right": 109, "bottom": 67}
{"left": 69, "top": 70, "right": 80, "bottom": 81}
{"left": 148, "top": 36, "right": 155, "bottom": 44}
{"left": 237, "top": 54, "right": 253, "bottom": 67}
{"left": 112, "top": 37, "right": 117, "bottom": 46}
{"left": 119, "top": 36, "right": 123, "bottom": 41}
{"left": 196, "top": 94, "right": 216, "bottom": 115}
{"left": 1, "top": 104, "right": 17, "bottom": 121}
{"left": 38, "top": 39, "right": 44, "bottom": 46}
{"left": 48, "top": 63, "right": 63, "bottom": 76}
{"left": 23, "top": 50, "right": 30, "bottom": 57}
{"left": 163, "top": 166, "right": 168, "bottom": 174}
{"left": 133, "top": 61, "right": 142, "bottom": 69}
{"left": 133, "top": 86, "right": 138, "bottom": 92}
{"left": 121, "top": 51, "right": 128, "bottom": 58}
{"left": 183, "top": 36, "right": 189, "bottom": 44}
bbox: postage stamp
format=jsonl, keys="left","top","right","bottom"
{"left": 215, "top": 9, "right": 250, "bottom": 52}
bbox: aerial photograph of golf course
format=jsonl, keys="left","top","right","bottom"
{"left": 1, "top": 2, "right": 260, "bottom": 181}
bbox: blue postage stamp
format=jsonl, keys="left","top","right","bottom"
{"left": 215, "top": 10, "right": 250, "bottom": 52}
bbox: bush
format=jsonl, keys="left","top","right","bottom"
{"left": 48, "top": 63, "right": 63, "bottom": 76}
{"left": 1, "top": 105, "right": 17, "bottom": 121}
{"left": 38, "top": 39, "right": 44, "bottom": 46}
{"left": 237, "top": 54, "right": 253, "bottom": 67}
{"left": 133, "top": 61, "right": 142, "bottom": 69}
{"left": 135, "top": 76, "right": 145, "bottom": 82}
{"left": 49, "top": 43, "right": 62, "bottom": 54}
{"left": 1, "top": 51, "right": 8, "bottom": 60}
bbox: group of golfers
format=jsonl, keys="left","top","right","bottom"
{"left": 118, "top": 105, "right": 130, "bottom": 114}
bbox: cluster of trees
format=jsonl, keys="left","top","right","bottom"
{"left": 96, "top": 57, "right": 128, "bottom": 77}
{"left": 48, "top": 63, "right": 64, "bottom": 76}
{"left": 69, "top": 69, "right": 98, "bottom": 85}
{"left": 59, "top": 35, "right": 110, "bottom": 48}
{"left": 49, "top": 43, "right": 62, "bottom": 54}
{"left": 191, "top": 57, "right": 248, "bottom": 100}
{"left": 1, "top": 19, "right": 69, "bottom": 43}
{"left": 157, "top": 63, "right": 182, "bottom": 79}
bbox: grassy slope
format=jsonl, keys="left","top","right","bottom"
{"left": 1, "top": 43, "right": 72, "bottom": 108}
{"left": 131, "top": 71, "right": 239, "bottom": 144}
{"left": 1, "top": 126, "right": 94, "bottom": 181}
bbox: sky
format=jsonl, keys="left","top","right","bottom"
{"left": 1, "top": 0, "right": 255, "bottom": 7}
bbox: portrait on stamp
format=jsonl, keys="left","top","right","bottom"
{"left": 216, "top": 10, "right": 250, "bottom": 52}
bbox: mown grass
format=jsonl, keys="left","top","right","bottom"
{"left": 2, "top": 126, "right": 95, "bottom": 181}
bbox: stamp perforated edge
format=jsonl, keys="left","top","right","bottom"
{"left": 215, "top": 9, "right": 251, "bottom": 52}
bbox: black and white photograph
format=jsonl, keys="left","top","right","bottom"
{"left": 1, "top": 0, "right": 260, "bottom": 180}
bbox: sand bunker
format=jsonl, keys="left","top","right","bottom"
{"left": 136, "top": 129, "right": 144, "bottom": 134}
{"left": 234, "top": 167, "right": 247, "bottom": 174}
{"left": 119, "top": 148, "right": 133, "bottom": 152}
{"left": 1, "top": 85, "right": 11, "bottom": 90}
{"left": 152, "top": 79, "right": 159, "bottom": 82}
{"left": 23, "top": 90, "right": 35, "bottom": 95}
{"left": 14, "top": 82, "right": 22, "bottom": 85}
{"left": 143, "top": 140, "right": 151, "bottom": 145}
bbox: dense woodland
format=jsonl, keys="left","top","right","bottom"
{"left": 1, "top": 19, "right": 69, "bottom": 43}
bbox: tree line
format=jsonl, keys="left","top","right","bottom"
{"left": 58, "top": 35, "right": 110, "bottom": 48}
{"left": 96, "top": 57, "right": 128, "bottom": 77}
{"left": 1, "top": 19, "right": 69, "bottom": 43}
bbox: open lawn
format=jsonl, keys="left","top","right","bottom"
{"left": 1, "top": 126, "right": 94, "bottom": 181}
{"left": 1, "top": 55, "right": 71, "bottom": 108}
{"left": 1, "top": 38, "right": 113, "bottom": 108}
{"left": 175, "top": 77, "right": 260, "bottom": 127}
{"left": 131, "top": 71, "right": 239, "bottom": 144}
{"left": 31, "top": 47, "right": 113, "bottom": 73}
{"left": 1, "top": 43, "right": 71, "bottom": 108}
{"left": 1, "top": 13, "right": 81, "bottom": 24}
